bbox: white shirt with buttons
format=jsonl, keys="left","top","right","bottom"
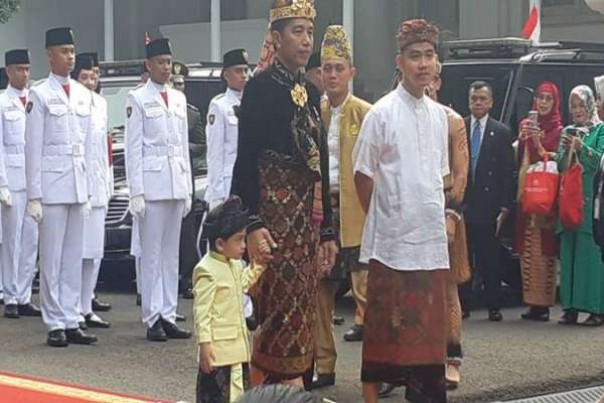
{"left": 328, "top": 104, "right": 341, "bottom": 192}
{"left": 353, "top": 83, "right": 450, "bottom": 272}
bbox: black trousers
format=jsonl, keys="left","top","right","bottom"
{"left": 461, "top": 222, "right": 502, "bottom": 312}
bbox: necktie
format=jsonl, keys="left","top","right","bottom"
{"left": 160, "top": 91, "right": 168, "bottom": 107}
{"left": 471, "top": 121, "right": 482, "bottom": 179}
{"left": 19, "top": 96, "right": 26, "bottom": 107}
{"left": 62, "top": 84, "right": 70, "bottom": 98}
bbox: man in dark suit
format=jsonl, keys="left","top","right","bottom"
{"left": 462, "top": 81, "right": 515, "bottom": 322}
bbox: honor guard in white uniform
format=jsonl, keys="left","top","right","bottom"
{"left": 25, "top": 27, "right": 98, "bottom": 347}
{"left": 77, "top": 51, "right": 113, "bottom": 315}
{"left": 205, "top": 49, "right": 249, "bottom": 210}
{"left": 72, "top": 54, "right": 111, "bottom": 329}
{"left": 125, "top": 38, "right": 193, "bottom": 341}
{"left": 0, "top": 49, "right": 41, "bottom": 319}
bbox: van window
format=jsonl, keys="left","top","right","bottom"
{"left": 440, "top": 63, "right": 516, "bottom": 122}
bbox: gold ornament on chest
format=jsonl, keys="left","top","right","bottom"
{"left": 291, "top": 84, "right": 308, "bottom": 108}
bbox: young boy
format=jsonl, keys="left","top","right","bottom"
{"left": 193, "top": 196, "right": 268, "bottom": 403}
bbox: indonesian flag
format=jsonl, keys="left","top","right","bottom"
{"left": 144, "top": 32, "right": 152, "bottom": 45}
{"left": 522, "top": 0, "right": 541, "bottom": 44}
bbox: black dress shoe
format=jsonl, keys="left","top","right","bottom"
{"left": 147, "top": 320, "right": 168, "bottom": 342}
{"left": 521, "top": 307, "right": 550, "bottom": 322}
{"left": 183, "top": 286, "right": 194, "bottom": 300}
{"left": 136, "top": 294, "right": 141, "bottom": 307}
{"left": 92, "top": 298, "right": 112, "bottom": 312}
{"left": 18, "top": 303, "right": 41, "bottom": 317}
{"left": 65, "top": 328, "right": 98, "bottom": 345}
{"left": 332, "top": 315, "right": 345, "bottom": 326}
{"left": 311, "top": 373, "right": 335, "bottom": 389}
{"left": 85, "top": 313, "right": 111, "bottom": 329}
{"left": 47, "top": 329, "right": 68, "bottom": 347}
{"left": 175, "top": 313, "right": 186, "bottom": 322}
{"left": 488, "top": 309, "right": 503, "bottom": 322}
{"left": 379, "top": 383, "right": 397, "bottom": 398}
{"left": 4, "top": 304, "right": 19, "bottom": 319}
{"left": 160, "top": 318, "right": 192, "bottom": 339}
{"left": 343, "top": 324, "right": 363, "bottom": 342}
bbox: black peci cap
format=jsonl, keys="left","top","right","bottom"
{"left": 5, "top": 49, "right": 30, "bottom": 66}
{"left": 146, "top": 38, "right": 171, "bottom": 59}
{"left": 306, "top": 51, "right": 321, "bottom": 70}
{"left": 45, "top": 27, "right": 75, "bottom": 48}
{"left": 79, "top": 52, "right": 99, "bottom": 67}
{"left": 223, "top": 49, "right": 249, "bottom": 69}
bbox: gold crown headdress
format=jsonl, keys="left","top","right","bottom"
{"left": 270, "top": 0, "right": 316, "bottom": 24}
{"left": 321, "top": 25, "right": 352, "bottom": 63}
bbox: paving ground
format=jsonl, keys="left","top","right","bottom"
{"left": 0, "top": 292, "right": 603, "bottom": 403}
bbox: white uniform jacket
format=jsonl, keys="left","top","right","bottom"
{"left": 125, "top": 80, "right": 192, "bottom": 201}
{"left": 25, "top": 75, "right": 93, "bottom": 205}
{"left": 0, "top": 85, "right": 28, "bottom": 192}
{"left": 204, "top": 88, "right": 241, "bottom": 203}
{"left": 89, "top": 92, "right": 111, "bottom": 208}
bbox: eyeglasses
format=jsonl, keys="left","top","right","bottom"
{"left": 535, "top": 93, "right": 554, "bottom": 102}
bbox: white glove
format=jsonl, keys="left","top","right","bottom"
{"left": 27, "top": 199, "right": 43, "bottom": 224}
{"left": 84, "top": 200, "right": 92, "bottom": 218}
{"left": 0, "top": 187, "right": 12, "bottom": 208}
{"left": 209, "top": 198, "right": 225, "bottom": 211}
{"left": 184, "top": 197, "right": 192, "bottom": 218}
{"left": 129, "top": 195, "right": 146, "bottom": 218}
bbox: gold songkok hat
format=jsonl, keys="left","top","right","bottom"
{"left": 321, "top": 25, "right": 352, "bottom": 64}
{"left": 396, "top": 19, "right": 439, "bottom": 51}
{"left": 270, "top": 0, "right": 316, "bottom": 24}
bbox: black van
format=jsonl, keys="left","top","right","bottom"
{"left": 439, "top": 38, "right": 604, "bottom": 291}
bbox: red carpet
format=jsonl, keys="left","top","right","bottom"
{"left": 0, "top": 370, "right": 174, "bottom": 402}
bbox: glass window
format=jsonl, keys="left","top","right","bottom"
{"left": 439, "top": 63, "right": 517, "bottom": 121}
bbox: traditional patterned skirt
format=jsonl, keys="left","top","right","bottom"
{"left": 361, "top": 260, "right": 447, "bottom": 385}
{"left": 252, "top": 151, "right": 320, "bottom": 380}
{"left": 326, "top": 192, "right": 367, "bottom": 281}
{"left": 449, "top": 216, "right": 471, "bottom": 285}
{"left": 196, "top": 364, "right": 250, "bottom": 403}
{"left": 520, "top": 217, "right": 557, "bottom": 307}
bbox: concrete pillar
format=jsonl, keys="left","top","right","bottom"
{"left": 104, "top": 0, "right": 114, "bottom": 61}
{"left": 211, "top": 0, "right": 221, "bottom": 62}
{"left": 343, "top": 0, "right": 354, "bottom": 90}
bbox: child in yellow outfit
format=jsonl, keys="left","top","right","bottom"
{"left": 193, "top": 196, "right": 268, "bottom": 403}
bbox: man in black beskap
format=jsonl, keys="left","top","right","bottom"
{"left": 462, "top": 80, "right": 515, "bottom": 322}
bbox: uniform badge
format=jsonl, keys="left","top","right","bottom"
{"left": 209, "top": 114, "right": 215, "bottom": 125}
{"left": 126, "top": 106, "right": 132, "bottom": 118}
{"left": 26, "top": 101, "right": 33, "bottom": 114}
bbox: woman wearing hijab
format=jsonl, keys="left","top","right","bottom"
{"left": 556, "top": 85, "right": 604, "bottom": 326}
{"left": 516, "top": 81, "right": 563, "bottom": 322}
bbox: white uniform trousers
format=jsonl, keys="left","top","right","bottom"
{"left": 139, "top": 200, "right": 184, "bottom": 327}
{"left": 40, "top": 204, "right": 84, "bottom": 331}
{"left": 1, "top": 191, "right": 39, "bottom": 305}
{"left": 131, "top": 216, "right": 142, "bottom": 294}
{"left": 81, "top": 206, "right": 107, "bottom": 316}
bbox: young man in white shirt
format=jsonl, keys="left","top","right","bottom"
{"left": 353, "top": 19, "right": 449, "bottom": 403}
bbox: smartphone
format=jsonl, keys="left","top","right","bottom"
{"left": 528, "top": 110, "right": 539, "bottom": 128}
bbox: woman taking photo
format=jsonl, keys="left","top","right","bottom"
{"left": 516, "top": 81, "right": 563, "bottom": 322}
{"left": 556, "top": 85, "right": 604, "bottom": 327}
